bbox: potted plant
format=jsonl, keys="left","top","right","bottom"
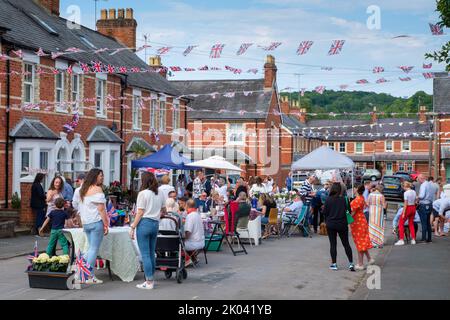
{"left": 26, "top": 253, "right": 74, "bottom": 290}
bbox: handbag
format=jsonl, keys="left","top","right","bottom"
{"left": 345, "top": 196, "right": 354, "bottom": 225}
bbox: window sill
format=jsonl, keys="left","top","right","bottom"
{"left": 96, "top": 114, "right": 107, "bottom": 119}
{"left": 55, "top": 108, "right": 69, "bottom": 114}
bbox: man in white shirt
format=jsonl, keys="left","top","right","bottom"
{"left": 158, "top": 175, "right": 175, "bottom": 205}
{"left": 184, "top": 200, "right": 205, "bottom": 264}
{"left": 72, "top": 173, "right": 85, "bottom": 213}
{"left": 215, "top": 177, "right": 229, "bottom": 202}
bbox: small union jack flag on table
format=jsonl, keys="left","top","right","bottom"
{"left": 429, "top": 23, "right": 443, "bottom": 35}
{"left": 297, "top": 41, "right": 314, "bottom": 55}
{"left": 328, "top": 40, "right": 345, "bottom": 55}
{"left": 236, "top": 43, "right": 253, "bottom": 56}
{"left": 210, "top": 44, "right": 225, "bottom": 58}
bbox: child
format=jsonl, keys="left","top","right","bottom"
{"left": 39, "top": 197, "right": 70, "bottom": 256}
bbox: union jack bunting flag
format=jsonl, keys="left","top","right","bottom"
{"left": 52, "top": 68, "right": 60, "bottom": 75}
{"left": 80, "top": 63, "right": 91, "bottom": 74}
{"left": 399, "top": 77, "right": 412, "bottom": 81}
{"left": 225, "top": 66, "right": 242, "bottom": 74}
{"left": 259, "top": 42, "right": 282, "bottom": 51}
{"left": 210, "top": 67, "right": 222, "bottom": 71}
{"left": 130, "top": 67, "right": 141, "bottom": 73}
{"left": 423, "top": 72, "right": 434, "bottom": 79}
{"left": 209, "top": 92, "right": 220, "bottom": 99}
{"left": 92, "top": 61, "right": 103, "bottom": 73}
{"left": 376, "top": 78, "right": 388, "bottom": 84}
{"left": 51, "top": 52, "right": 64, "bottom": 59}
{"left": 75, "top": 250, "right": 92, "bottom": 283}
{"left": 67, "top": 65, "right": 73, "bottom": 75}
{"left": 157, "top": 47, "right": 172, "bottom": 55}
{"left": 36, "top": 67, "right": 45, "bottom": 75}
{"left": 35, "top": 48, "right": 48, "bottom": 57}
{"left": 223, "top": 92, "right": 236, "bottom": 98}
{"left": 183, "top": 45, "right": 197, "bottom": 56}
{"left": 321, "top": 67, "right": 333, "bottom": 71}
{"left": 12, "top": 50, "right": 24, "bottom": 58}
{"left": 243, "top": 91, "right": 253, "bottom": 96}
{"left": 297, "top": 41, "right": 314, "bottom": 55}
{"left": 135, "top": 45, "right": 151, "bottom": 53}
{"left": 373, "top": 66, "right": 384, "bottom": 73}
{"left": 356, "top": 79, "right": 369, "bottom": 84}
{"left": 210, "top": 44, "right": 225, "bottom": 58}
{"left": 429, "top": 23, "right": 443, "bottom": 35}
{"left": 110, "top": 48, "right": 129, "bottom": 56}
{"left": 184, "top": 68, "right": 196, "bottom": 72}
{"left": 247, "top": 69, "right": 258, "bottom": 74}
{"left": 26, "top": 240, "right": 39, "bottom": 265}
{"left": 170, "top": 66, "right": 182, "bottom": 72}
{"left": 315, "top": 86, "right": 326, "bottom": 94}
{"left": 119, "top": 66, "right": 128, "bottom": 73}
{"left": 94, "top": 48, "right": 108, "bottom": 54}
{"left": 339, "top": 85, "right": 349, "bottom": 90}
{"left": 107, "top": 65, "right": 115, "bottom": 74}
{"left": 198, "top": 65, "right": 209, "bottom": 71}
{"left": 328, "top": 40, "right": 345, "bottom": 55}
{"left": 238, "top": 110, "right": 247, "bottom": 116}
{"left": 65, "top": 47, "right": 84, "bottom": 53}
{"left": 398, "top": 66, "right": 414, "bottom": 73}
{"left": 236, "top": 43, "right": 253, "bottom": 55}
{"left": 423, "top": 63, "right": 432, "bottom": 69}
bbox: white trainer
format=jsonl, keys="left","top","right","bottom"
{"left": 136, "top": 281, "right": 154, "bottom": 290}
{"left": 394, "top": 240, "right": 405, "bottom": 246}
{"left": 85, "top": 276, "right": 103, "bottom": 284}
{"left": 411, "top": 239, "right": 416, "bottom": 245}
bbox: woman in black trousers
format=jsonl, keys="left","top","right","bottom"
{"left": 30, "top": 173, "right": 47, "bottom": 235}
{"left": 322, "top": 182, "right": 355, "bottom": 271}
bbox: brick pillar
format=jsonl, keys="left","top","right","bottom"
{"left": 19, "top": 175, "right": 35, "bottom": 227}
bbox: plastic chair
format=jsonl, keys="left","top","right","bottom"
{"left": 262, "top": 208, "right": 280, "bottom": 239}
{"left": 288, "top": 205, "right": 310, "bottom": 238}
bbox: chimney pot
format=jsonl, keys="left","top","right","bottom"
{"left": 126, "top": 8, "right": 134, "bottom": 19}
{"left": 118, "top": 9, "right": 125, "bottom": 19}
{"left": 108, "top": 9, "right": 116, "bottom": 19}
{"left": 100, "top": 9, "right": 108, "bottom": 20}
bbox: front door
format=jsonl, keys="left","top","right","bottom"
{"left": 386, "top": 162, "right": 393, "bottom": 176}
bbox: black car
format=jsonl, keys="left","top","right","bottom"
{"left": 394, "top": 171, "right": 413, "bottom": 182}
{"left": 381, "top": 175, "right": 405, "bottom": 200}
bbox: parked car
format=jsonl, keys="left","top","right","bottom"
{"left": 381, "top": 175, "right": 405, "bottom": 200}
{"left": 362, "top": 169, "right": 382, "bottom": 181}
{"left": 394, "top": 171, "right": 413, "bottom": 182}
{"left": 409, "top": 171, "right": 420, "bottom": 181}
{"left": 292, "top": 172, "right": 309, "bottom": 190}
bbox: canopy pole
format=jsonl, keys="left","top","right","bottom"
{"left": 351, "top": 168, "right": 354, "bottom": 198}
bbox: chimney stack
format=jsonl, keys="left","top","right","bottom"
{"left": 96, "top": 8, "right": 137, "bottom": 51}
{"left": 149, "top": 56, "right": 167, "bottom": 79}
{"left": 264, "top": 55, "right": 277, "bottom": 90}
{"left": 298, "top": 108, "right": 307, "bottom": 124}
{"left": 419, "top": 106, "right": 427, "bottom": 123}
{"left": 280, "top": 96, "right": 290, "bottom": 114}
{"left": 34, "top": 0, "right": 60, "bottom": 16}
{"left": 371, "top": 106, "right": 378, "bottom": 124}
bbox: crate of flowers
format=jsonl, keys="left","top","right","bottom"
{"left": 26, "top": 253, "right": 74, "bottom": 290}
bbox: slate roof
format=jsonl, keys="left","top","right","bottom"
{"left": 171, "top": 79, "right": 272, "bottom": 120}
{"left": 126, "top": 137, "right": 156, "bottom": 153}
{"left": 87, "top": 126, "right": 123, "bottom": 143}
{"left": 0, "top": 0, "right": 180, "bottom": 96}
{"left": 349, "top": 153, "right": 430, "bottom": 162}
{"left": 433, "top": 74, "right": 450, "bottom": 113}
{"left": 10, "top": 118, "right": 59, "bottom": 140}
{"left": 281, "top": 114, "right": 305, "bottom": 133}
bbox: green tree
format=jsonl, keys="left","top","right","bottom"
{"left": 425, "top": 0, "right": 450, "bottom": 71}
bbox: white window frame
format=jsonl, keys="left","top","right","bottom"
{"left": 39, "top": 150, "right": 50, "bottom": 190}
{"left": 20, "top": 150, "right": 32, "bottom": 178}
{"left": 355, "top": 142, "right": 363, "bottom": 154}
{"left": 339, "top": 142, "right": 346, "bottom": 153}
{"left": 159, "top": 101, "right": 166, "bottom": 132}
{"left": 172, "top": 103, "right": 180, "bottom": 130}
{"left": 55, "top": 71, "right": 66, "bottom": 112}
{"left": 150, "top": 99, "right": 157, "bottom": 129}
{"left": 94, "top": 150, "right": 104, "bottom": 169}
{"left": 96, "top": 79, "right": 106, "bottom": 118}
{"left": 90, "top": 143, "right": 120, "bottom": 185}
{"left": 110, "top": 151, "right": 117, "bottom": 182}
{"left": 227, "top": 123, "right": 245, "bottom": 146}
{"left": 23, "top": 63, "right": 35, "bottom": 104}
{"left": 328, "top": 142, "right": 335, "bottom": 151}
{"left": 386, "top": 162, "right": 393, "bottom": 174}
{"left": 385, "top": 140, "right": 393, "bottom": 152}
{"left": 132, "top": 95, "right": 143, "bottom": 130}
{"left": 402, "top": 140, "right": 411, "bottom": 152}
{"left": 71, "top": 74, "right": 81, "bottom": 113}
{"left": 399, "top": 162, "right": 405, "bottom": 171}
{"left": 406, "top": 162, "right": 413, "bottom": 172}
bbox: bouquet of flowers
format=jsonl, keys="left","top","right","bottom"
{"left": 109, "top": 181, "right": 122, "bottom": 194}
{"left": 31, "top": 253, "right": 70, "bottom": 273}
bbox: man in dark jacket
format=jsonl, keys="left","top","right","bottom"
{"left": 30, "top": 173, "right": 47, "bottom": 235}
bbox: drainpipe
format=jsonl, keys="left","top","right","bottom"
{"left": 4, "top": 47, "right": 11, "bottom": 208}
{"left": 119, "top": 75, "right": 128, "bottom": 185}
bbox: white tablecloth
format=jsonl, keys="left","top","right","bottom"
{"left": 63, "top": 227, "right": 140, "bottom": 282}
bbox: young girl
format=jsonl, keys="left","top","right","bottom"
{"left": 395, "top": 181, "right": 417, "bottom": 246}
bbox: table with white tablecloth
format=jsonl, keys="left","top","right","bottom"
{"left": 63, "top": 227, "right": 140, "bottom": 282}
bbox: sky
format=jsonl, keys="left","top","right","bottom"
{"left": 60, "top": 0, "right": 449, "bottom": 97}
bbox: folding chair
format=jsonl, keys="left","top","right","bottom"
{"left": 288, "top": 206, "right": 310, "bottom": 238}
{"left": 224, "top": 203, "right": 248, "bottom": 255}
{"left": 262, "top": 208, "right": 280, "bottom": 239}
{"left": 280, "top": 207, "right": 301, "bottom": 237}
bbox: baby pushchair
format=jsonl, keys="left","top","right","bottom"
{"left": 155, "top": 216, "right": 187, "bottom": 284}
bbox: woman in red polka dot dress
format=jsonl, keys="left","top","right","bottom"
{"left": 350, "top": 185, "right": 375, "bottom": 271}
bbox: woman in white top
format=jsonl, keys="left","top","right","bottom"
{"left": 395, "top": 181, "right": 417, "bottom": 246}
{"left": 78, "top": 169, "right": 109, "bottom": 284}
{"left": 129, "top": 172, "right": 164, "bottom": 290}
{"left": 249, "top": 177, "right": 267, "bottom": 197}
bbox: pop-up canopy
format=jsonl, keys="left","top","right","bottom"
{"left": 291, "top": 146, "right": 354, "bottom": 171}
{"left": 131, "top": 144, "right": 194, "bottom": 170}
{"left": 186, "top": 156, "right": 243, "bottom": 171}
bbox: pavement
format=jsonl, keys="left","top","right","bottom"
{"left": 0, "top": 202, "right": 448, "bottom": 300}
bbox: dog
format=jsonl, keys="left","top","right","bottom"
{"left": 319, "top": 222, "right": 328, "bottom": 236}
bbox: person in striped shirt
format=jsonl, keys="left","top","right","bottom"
{"left": 300, "top": 174, "right": 317, "bottom": 229}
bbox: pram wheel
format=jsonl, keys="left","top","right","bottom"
{"left": 176, "top": 270, "right": 183, "bottom": 284}
{"left": 182, "top": 269, "right": 187, "bottom": 280}
{"left": 164, "top": 271, "right": 172, "bottom": 279}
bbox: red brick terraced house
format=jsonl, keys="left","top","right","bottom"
{"left": 0, "top": 0, "right": 188, "bottom": 207}
{"left": 172, "top": 55, "right": 298, "bottom": 186}
{"left": 433, "top": 73, "right": 450, "bottom": 182}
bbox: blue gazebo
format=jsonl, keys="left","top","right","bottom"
{"left": 131, "top": 144, "right": 194, "bottom": 170}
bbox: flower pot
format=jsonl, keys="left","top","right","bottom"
{"left": 26, "top": 270, "right": 75, "bottom": 290}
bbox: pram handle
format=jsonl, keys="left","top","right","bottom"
{"left": 160, "top": 215, "right": 179, "bottom": 230}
